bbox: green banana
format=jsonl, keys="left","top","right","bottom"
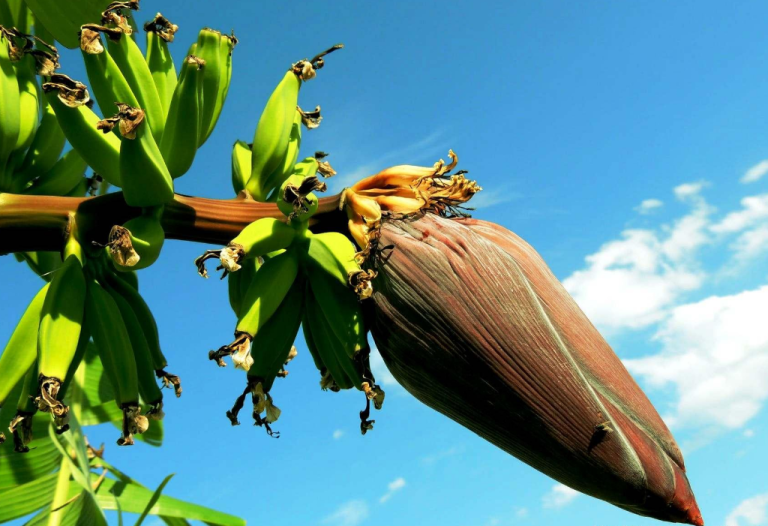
{"left": 106, "top": 206, "right": 165, "bottom": 271}
{"left": 199, "top": 31, "right": 236, "bottom": 146}
{"left": 247, "top": 277, "right": 304, "bottom": 394}
{"left": 210, "top": 248, "right": 299, "bottom": 370}
{"left": 23, "top": 0, "right": 99, "bottom": 49}
{"left": 227, "top": 255, "right": 260, "bottom": 318}
{"left": 195, "top": 217, "right": 296, "bottom": 278}
{"left": 160, "top": 55, "right": 204, "bottom": 179}
{"left": 0, "top": 283, "right": 50, "bottom": 412}
{"left": 144, "top": 13, "right": 177, "bottom": 117}
{"left": 43, "top": 75, "right": 122, "bottom": 186}
{"left": 276, "top": 171, "right": 326, "bottom": 222}
{"left": 105, "top": 28, "right": 165, "bottom": 141}
{"left": 261, "top": 109, "right": 302, "bottom": 201}
{"left": 80, "top": 25, "right": 139, "bottom": 114}
{"left": 13, "top": 52, "right": 40, "bottom": 156}
{"left": 101, "top": 277, "right": 164, "bottom": 417}
{"left": 193, "top": 28, "right": 221, "bottom": 147}
{"left": 102, "top": 269, "right": 181, "bottom": 397}
{"left": 0, "top": 27, "right": 21, "bottom": 182}
{"left": 85, "top": 278, "right": 147, "bottom": 445}
{"left": 246, "top": 45, "right": 342, "bottom": 200}
{"left": 21, "top": 148, "right": 86, "bottom": 195}
{"left": 246, "top": 70, "right": 300, "bottom": 201}
{"left": 15, "top": 97, "right": 66, "bottom": 188}
{"left": 100, "top": 102, "right": 173, "bottom": 207}
{"left": 303, "top": 286, "right": 354, "bottom": 391}
{"left": 230, "top": 140, "right": 251, "bottom": 195}
{"left": 36, "top": 250, "right": 86, "bottom": 430}
{"left": 113, "top": 266, "right": 138, "bottom": 290}
{"left": 300, "top": 300, "right": 334, "bottom": 391}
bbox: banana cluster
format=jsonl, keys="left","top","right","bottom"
{"left": 196, "top": 48, "right": 383, "bottom": 436}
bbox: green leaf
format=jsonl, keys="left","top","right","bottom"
{"left": 47, "top": 425, "right": 91, "bottom": 496}
{"left": 160, "top": 517, "right": 191, "bottom": 526}
{"left": 0, "top": 416, "right": 62, "bottom": 490}
{"left": 94, "top": 477, "right": 245, "bottom": 526}
{"left": 134, "top": 473, "right": 174, "bottom": 526}
{"left": 0, "top": 470, "right": 57, "bottom": 522}
{"left": 24, "top": 490, "right": 107, "bottom": 526}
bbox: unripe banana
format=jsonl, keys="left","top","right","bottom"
{"left": 101, "top": 278, "right": 164, "bottom": 417}
{"left": 300, "top": 302, "right": 334, "bottom": 390}
{"left": 0, "top": 283, "right": 49, "bottom": 411}
{"left": 37, "top": 251, "right": 86, "bottom": 430}
{"left": 105, "top": 28, "right": 165, "bottom": 142}
{"left": 102, "top": 269, "right": 181, "bottom": 397}
{"left": 248, "top": 278, "right": 304, "bottom": 391}
{"left": 0, "top": 27, "right": 21, "bottom": 181}
{"left": 246, "top": 71, "right": 300, "bottom": 201}
{"left": 195, "top": 217, "right": 296, "bottom": 278}
{"left": 23, "top": 0, "right": 88, "bottom": 49}
{"left": 106, "top": 206, "right": 165, "bottom": 271}
{"left": 144, "top": 13, "right": 178, "bottom": 117}
{"left": 260, "top": 109, "right": 302, "bottom": 201}
{"left": 276, "top": 172, "right": 326, "bottom": 222}
{"left": 80, "top": 25, "right": 140, "bottom": 114}
{"left": 193, "top": 28, "right": 222, "bottom": 147}
{"left": 99, "top": 103, "right": 173, "bottom": 207}
{"left": 13, "top": 53, "right": 41, "bottom": 156}
{"left": 15, "top": 97, "right": 66, "bottom": 188}
{"left": 43, "top": 76, "right": 122, "bottom": 186}
{"left": 17, "top": 251, "right": 61, "bottom": 281}
{"left": 160, "top": 55, "right": 204, "bottom": 179}
{"left": 230, "top": 139, "right": 251, "bottom": 195}
{"left": 84, "top": 278, "right": 146, "bottom": 445}
{"left": 303, "top": 286, "right": 354, "bottom": 391}
{"left": 200, "top": 31, "right": 235, "bottom": 145}
{"left": 21, "top": 148, "right": 86, "bottom": 196}
{"left": 210, "top": 249, "right": 299, "bottom": 370}
{"left": 227, "top": 255, "right": 260, "bottom": 318}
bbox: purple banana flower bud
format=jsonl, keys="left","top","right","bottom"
{"left": 368, "top": 214, "right": 703, "bottom": 525}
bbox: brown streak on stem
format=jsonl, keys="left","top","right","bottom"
{"left": 0, "top": 192, "right": 344, "bottom": 254}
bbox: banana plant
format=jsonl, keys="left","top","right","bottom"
{"left": 0, "top": 343, "right": 243, "bottom": 525}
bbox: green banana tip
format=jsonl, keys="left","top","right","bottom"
{"left": 104, "top": 225, "right": 140, "bottom": 268}
{"left": 101, "top": 1, "right": 139, "bottom": 34}
{"left": 359, "top": 396, "right": 374, "bottom": 436}
{"left": 251, "top": 381, "right": 281, "bottom": 437}
{"left": 195, "top": 247, "right": 241, "bottom": 279}
{"left": 9, "top": 411, "right": 35, "bottom": 453}
{"left": 117, "top": 404, "right": 148, "bottom": 446}
{"left": 42, "top": 74, "right": 91, "bottom": 108}
{"left": 348, "top": 269, "right": 376, "bottom": 299}
{"left": 297, "top": 105, "right": 322, "bottom": 129}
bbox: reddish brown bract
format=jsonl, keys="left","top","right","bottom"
{"left": 368, "top": 214, "right": 703, "bottom": 525}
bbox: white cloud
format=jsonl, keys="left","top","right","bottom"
{"left": 333, "top": 429, "right": 344, "bottom": 440}
{"left": 731, "top": 225, "right": 768, "bottom": 262}
{"left": 725, "top": 493, "right": 768, "bottom": 526}
{"left": 624, "top": 286, "right": 768, "bottom": 430}
{"left": 742, "top": 160, "right": 768, "bottom": 184}
{"left": 379, "top": 478, "right": 406, "bottom": 504}
{"left": 711, "top": 195, "right": 768, "bottom": 233}
{"left": 564, "top": 183, "right": 711, "bottom": 332}
{"left": 322, "top": 500, "right": 369, "bottom": 526}
{"left": 515, "top": 507, "right": 529, "bottom": 519}
{"left": 635, "top": 198, "right": 663, "bottom": 214}
{"left": 744, "top": 429, "right": 756, "bottom": 438}
{"left": 674, "top": 181, "right": 708, "bottom": 200}
{"left": 542, "top": 484, "right": 579, "bottom": 509}
{"left": 470, "top": 186, "right": 522, "bottom": 210}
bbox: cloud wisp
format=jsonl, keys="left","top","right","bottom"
{"left": 379, "top": 478, "right": 406, "bottom": 504}
{"left": 321, "top": 500, "right": 370, "bottom": 526}
{"left": 635, "top": 198, "right": 664, "bottom": 215}
{"left": 542, "top": 484, "right": 579, "bottom": 509}
{"left": 742, "top": 160, "right": 768, "bottom": 184}
{"left": 725, "top": 492, "right": 768, "bottom": 526}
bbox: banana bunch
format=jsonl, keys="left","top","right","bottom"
{"left": 232, "top": 44, "right": 341, "bottom": 199}
{"left": 1, "top": 241, "right": 182, "bottom": 450}
{"left": 199, "top": 132, "right": 384, "bottom": 435}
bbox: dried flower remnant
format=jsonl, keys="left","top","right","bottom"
{"left": 341, "top": 150, "right": 480, "bottom": 254}
{"left": 367, "top": 214, "right": 703, "bottom": 526}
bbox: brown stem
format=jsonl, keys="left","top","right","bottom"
{"left": 0, "top": 192, "right": 345, "bottom": 254}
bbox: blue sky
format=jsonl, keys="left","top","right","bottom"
{"left": 4, "top": 1, "right": 768, "bottom": 525}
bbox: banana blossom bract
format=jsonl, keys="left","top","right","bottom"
{"left": 367, "top": 214, "right": 703, "bottom": 525}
